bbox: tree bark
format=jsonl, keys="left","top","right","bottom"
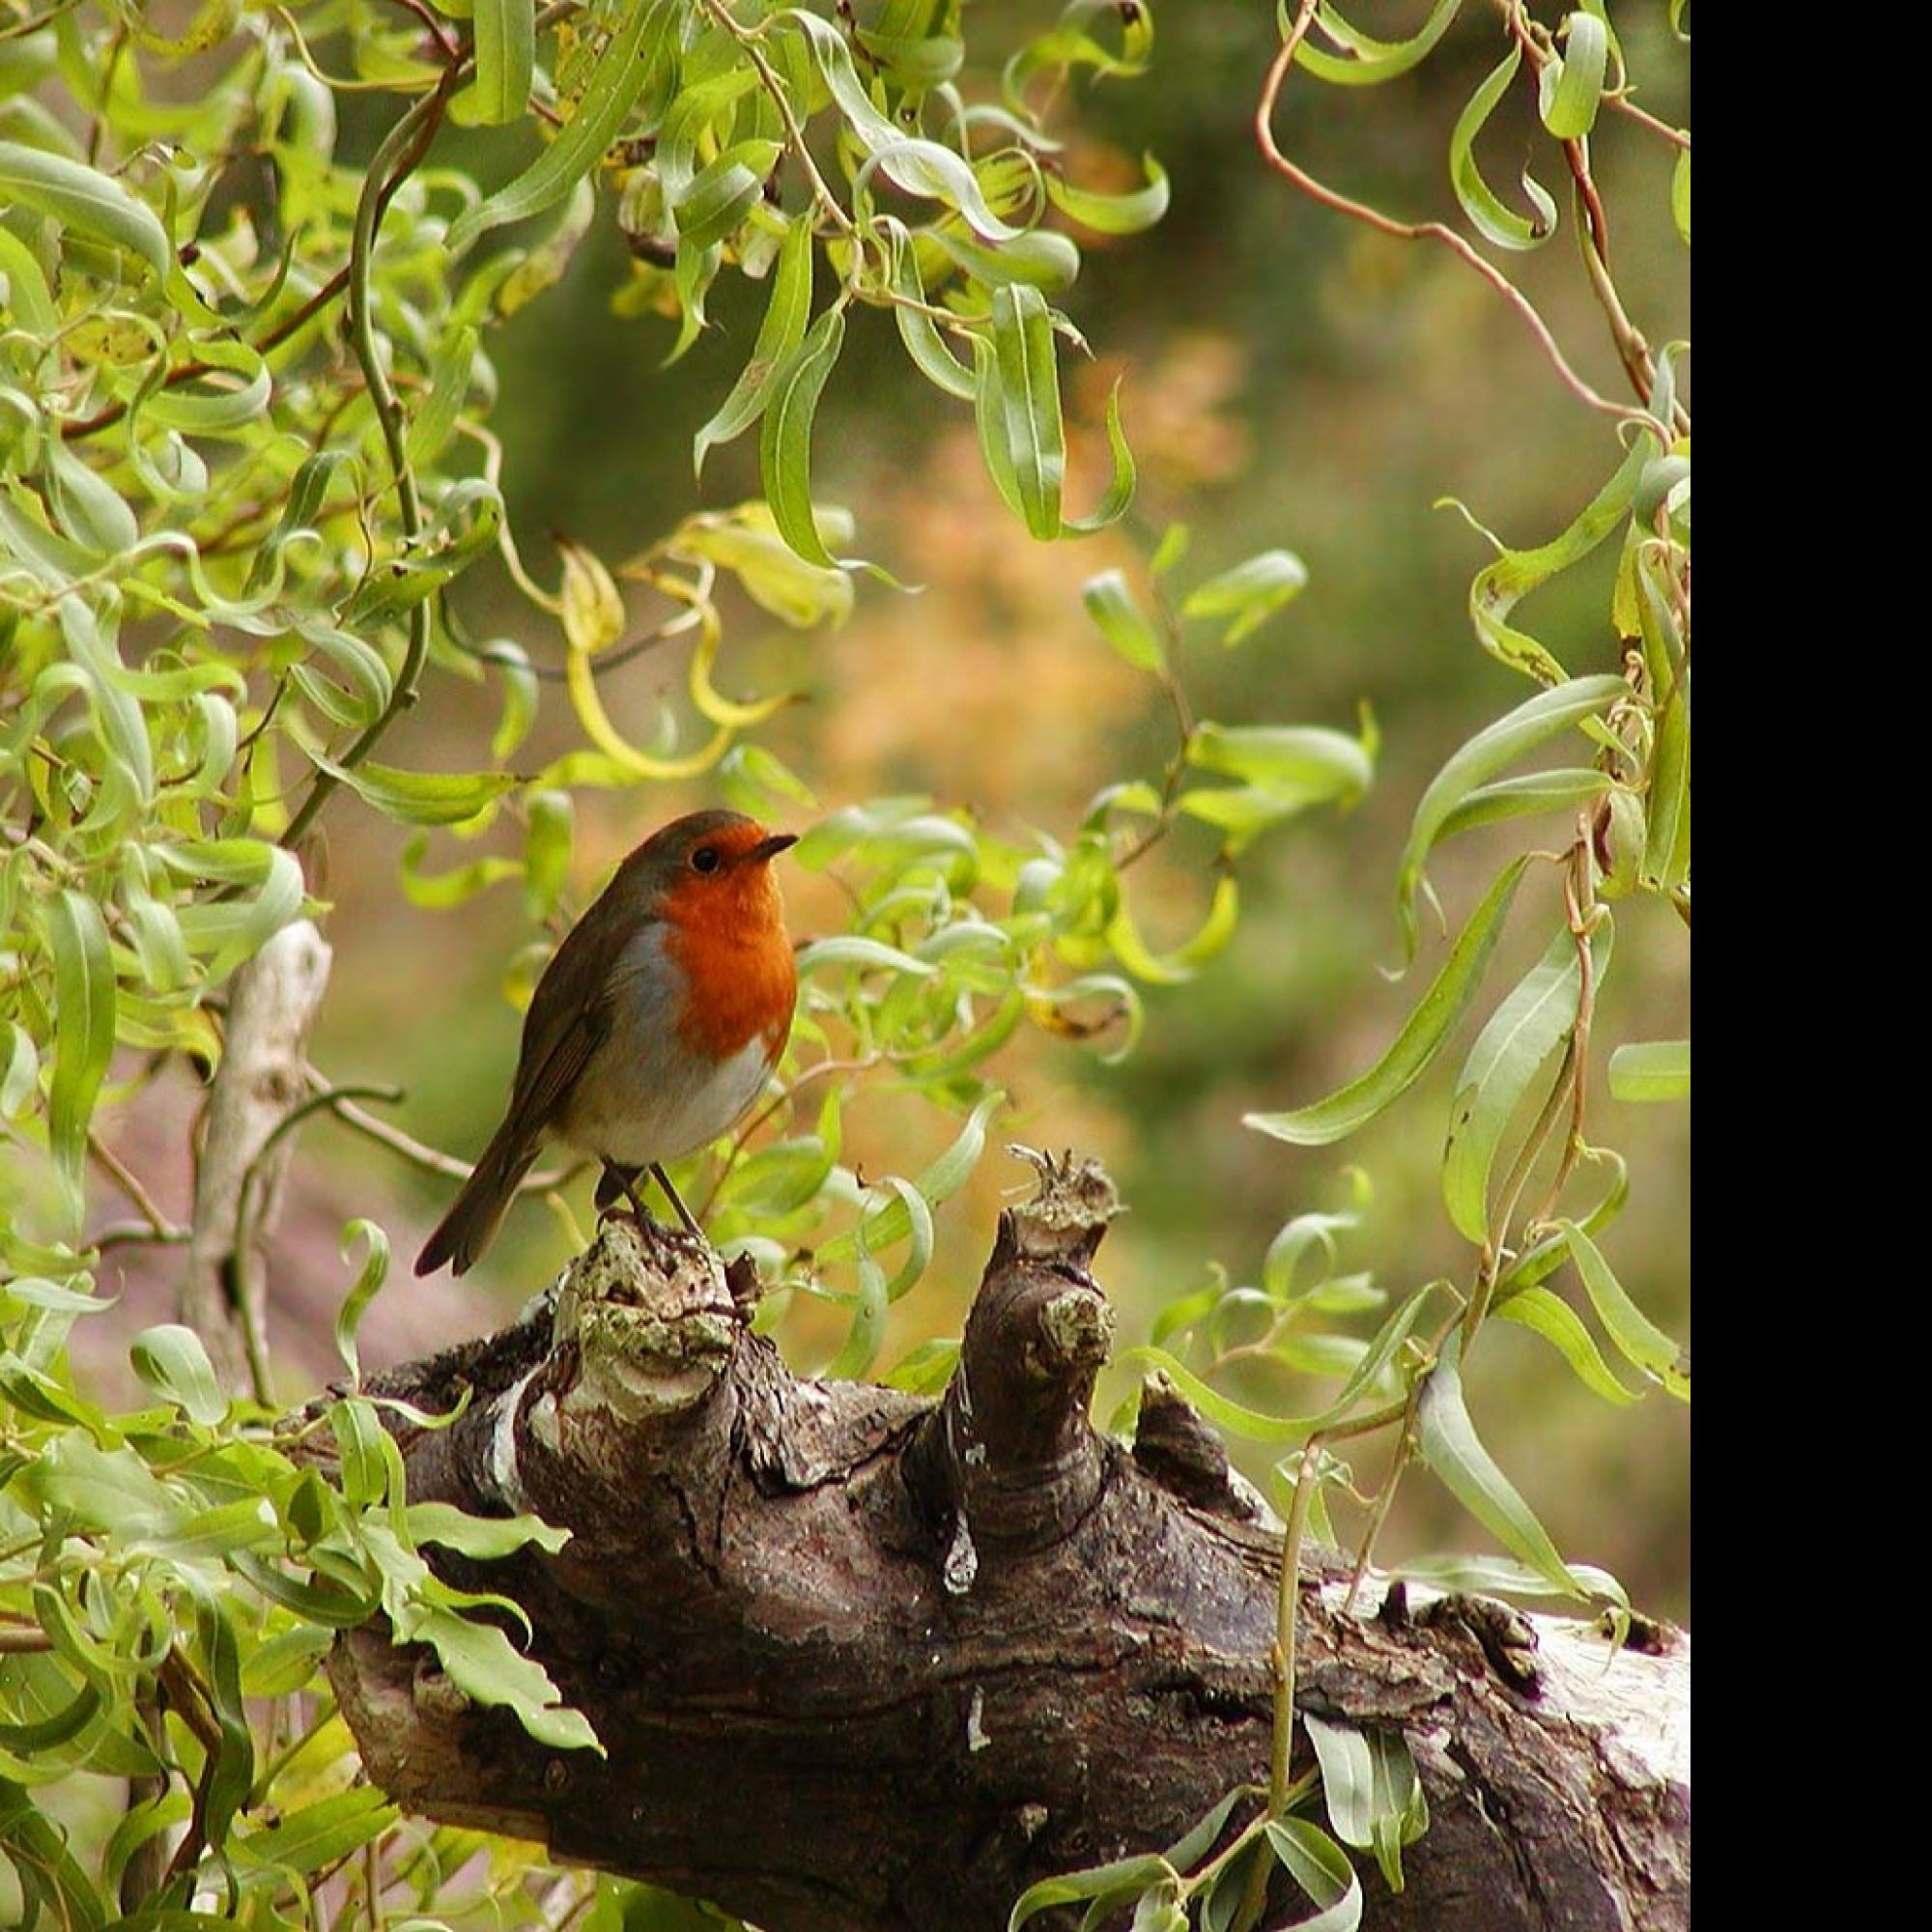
{"left": 328, "top": 1152, "right": 1688, "bottom": 1932}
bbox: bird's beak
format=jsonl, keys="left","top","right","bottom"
{"left": 751, "top": 832, "right": 799, "bottom": 864}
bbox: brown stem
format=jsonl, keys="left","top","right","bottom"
{"left": 1255, "top": 2, "right": 1651, "bottom": 434}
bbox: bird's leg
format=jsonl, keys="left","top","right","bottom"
{"left": 594, "top": 1160, "right": 702, "bottom": 1239}
{"left": 649, "top": 1161, "right": 703, "bottom": 1238}
{"left": 596, "top": 1161, "right": 654, "bottom": 1227}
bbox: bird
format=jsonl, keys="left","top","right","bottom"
{"left": 414, "top": 809, "right": 799, "bottom": 1277}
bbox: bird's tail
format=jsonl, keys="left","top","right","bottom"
{"left": 414, "top": 1125, "right": 539, "bottom": 1277}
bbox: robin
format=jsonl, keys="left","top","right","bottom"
{"left": 414, "top": 809, "right": 799, "bottom": 1277}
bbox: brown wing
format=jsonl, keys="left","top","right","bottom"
{"left": 497, "top": 905, "right": 623, "bottom": 1144}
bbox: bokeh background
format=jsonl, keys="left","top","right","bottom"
{"left": 91, "top": 6, "right": 1690, "bottom": 1619}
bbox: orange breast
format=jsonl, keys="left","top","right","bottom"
{"left": 664, "top": 867, "right": 797, "bottom": 1065}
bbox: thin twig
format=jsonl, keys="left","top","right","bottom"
{"left": 88, "top": 1130, "right": 181, "bottom": 1239}
{"left": 1254, "top": 1, "right": 1652, "bottom": 435}
{"left": 279, "top": 66, "right": 460, "bottom": 854}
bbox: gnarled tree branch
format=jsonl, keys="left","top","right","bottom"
{"left": 328, "top": 1153, "right": 1688, "bottom": 1932}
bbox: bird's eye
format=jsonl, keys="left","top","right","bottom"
{"left": 691, "top": 845, "right": 721, "bottom": 875}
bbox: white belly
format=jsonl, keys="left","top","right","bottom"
{"left": 556, "top": 1024, "right": 775, "bottom": 1167}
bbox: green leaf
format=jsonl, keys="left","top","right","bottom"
{"left": 1539, "top": 13, "right": 1609, "bottom": 138}
{"left": 812, "top": 1093, "right": 1003, "bottom": 1267}
{"left": 404, "top": 323, "right": 480, "bottom": 467}
{"left": 1636, "top": 575, "right": 1690, "bottom": 893}
{"left": 1397, "top": 673, "right": 1624, "bottom": 954}
{"left": 43, "top": 889, "right": 117, "bottom": 1227}
{"left": 1187, "top": 722, "right": 1371, "bottom": 806}
{"left": 1460, "top": 433, "right": 1650, "bottom": 680}
{"left": 976, "top": 284, "right": 1065, "bottom": 539}
{"left": 1435, "top": 768, "right": 1612, "bottom": 845}
{"left": 1083, "top": 569, "right": 1166, "bottom": 673}
{"left": 2, "top": 1022, "right": 40, "bottom": 1122}
{"left": 1044, "top": 152, "right": 1170, "bottom": 235}
{"left": 1495, "top": 1287, "right": 1640, "bottom": 1406}
{"left": 1450, "top": 47, "right": 1558, "bottom": 250}
{"left": 331, "top": 1219, "right": 390, "bottom": 1384}
{"left": 471, "top": 0, "right": 536, "bottom": 126}
{"left": 1248, "top": 856, "right": 1530, "bottom": 1147}
{"left": 233, "top": 1786, "right": 397, "bottom": 1877}
{"left": 1305, "top": 1715, "right": 1428, "bottom": 1894}
{"left": 1396, "top": 1550, "right": 1627, "bottom": 1605}
{"left": 1179, "top": 549, "right": 1308, "bottom": 645}
{"left": 1293, "top": 0, "right": 1463, "bottom": 84}
{"left": 408, "top": 1606, "right": 602, "bottom": 1752}
{"left": 406, "top": 1502, "right": 571, "bottom": 1557}
{"left": 694, "top": 217, "right": 813, "bottom": 473}
{"left": 1063, "top": 377, "right": 1137, "bottom": 537}
{"left": 675, "top": 139, "right": 781, "bottom": 249}
{"left": 1554, "top": 1220, "right": 1688, "bottom": 1399}
{"left": 1007, "top": 1854, "right": 1179, "bottom": 1929}
{"left": 798, "top": 935, "right": 939, "bottom": 979}
{"left": 163, "top": 845, "right": 306, "bottom": 982}
{"left": 0, "top": 1774, "right": 110, "bottom": 1926}
{"left": 1607, "top": 1038, "right": 1688, "bottom": 1102}
{"left": 0, "top": 139, "right": 173, "bottom": 277}
{"left": 1671, "top": 147, "right": 1690, "bottom": 245}
{"left": 128, "top": 1325, "right": 229, "bottom": 1426}
{"left": 308, "top": 754, "right": 516, "bottom": 828}
{"left": 1442, "top": 920, "right": 1608, "bottom": 1245}
{"left": 448, "top": 0, "right": 668, "bottom": 251}
{"left": 883, "top": 217, "right": 977, "bottom": 401}
{"left": 759, "top": 306, "right": 847, "bottom": 566}
{"left": 1416, "top": 1329, "right": 1589, "bottom": 1598}
{"left": 1263, "top": 1817, "right": 1363, "bottom": 1932}
{"left": 930, "top": 224, "right": 1082, "bottom": 294}
{"left": 858, "top": 139, "right": 1025, "bottom": 242}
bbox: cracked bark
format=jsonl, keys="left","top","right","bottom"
{"left": 327, "top": 1152, "right": 1689, "bottom": 1932}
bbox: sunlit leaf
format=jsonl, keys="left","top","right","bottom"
{"left": 556, "top": 534, "right": 627, "bottom": 656}
{"left": 694, "top": 217, "right": 814, "bottom": 472}
{"left": 1179, "top": 549, "right": 1308, "bottom": 645}
{"left": 1397, "top": 674, "right": 1624, "bottom": 954}
{"left": 449, "top": 0, "right": 669, "bottom": 250}
{"left": 1083, "top": 569, "right": 1166, "bottom": 672}
{"left": 308, "top": 755, "right": 516, "bottom": 828}
{"left": 1539, "top": 14, "right": 1609, "bottom": 137}
{"left": 977, "top": 284, "right": 1065, "bottom": 539}
{"left": 1495, "top": 1287, "right": 1640, "bottom": 1406}
{"left": 1442, "top": 920, "right": 1608, "bottom": 1245}
{"left": 1450, "top": 47, "right": 1559, "bottom": 250}
{"left": 760, "top": 306, "right": 847, "bottom": 566}
{"left": 43, "top": 889, "right": 116, "bottom": 1227}
{"left": 1554, "top": 1220, "right": 1688, "bottom": 1399}
{"left": 128, "top": 1324, "right": 229, "bottom": 1426}
{"left": 1249, "top": 857, "right": 1530, "bottom": 1147}
{"left": 471, "top": 0, "right": 535, "bottom": 125}
{"left": 0, "top": 139, "right": 173, "bottom": 277}
{"left": 1263, "top": 1816, "right": 1363, "bottom": 1932}
{"left": 1416, "top": 1329, "right": 1591, "bottom": 1597}
{"left": 1607, "top": 1038, "right": 1688, "bottom": 1102}
{"left": 1293, "top": 0, "right": 1463, "bottom": 84}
